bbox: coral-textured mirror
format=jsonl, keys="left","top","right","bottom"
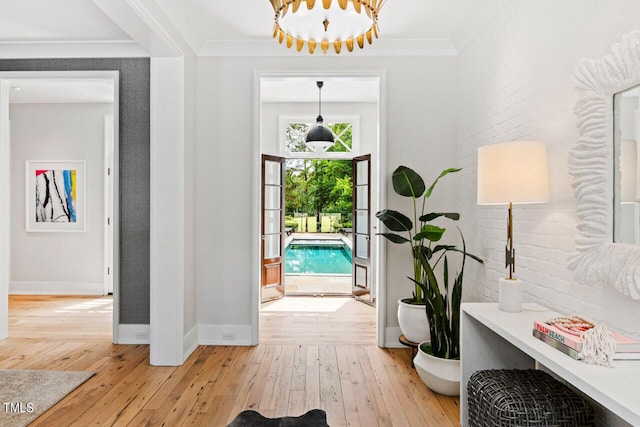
{"left": 569, "top": 31, "right": 640, "bottom": 300}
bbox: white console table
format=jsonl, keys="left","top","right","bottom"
{"left": 460, "top": 303, "right": 640, "bottom": 426}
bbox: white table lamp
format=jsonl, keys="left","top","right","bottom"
{"left": 477, "top": 140, "right": 549, "bottom": 312}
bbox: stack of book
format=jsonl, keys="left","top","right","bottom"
{"left": 532, "top": 316, "right": 640, "bottom": 360}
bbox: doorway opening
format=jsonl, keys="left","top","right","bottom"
{"left": 284, "top": 157, "right": 353, "bottom": 296}
{"left": 0, "top": 71, "right": 119, "bottom": 342}
{"left": 254, "top": 72, "right": 386, "bottom": 347}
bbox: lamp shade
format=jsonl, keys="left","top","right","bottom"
{"left": 306, "top": 123, "right": 334, "bottom": 146}
{"left": 477, "top": 140, "right": 549, "bottom": 205}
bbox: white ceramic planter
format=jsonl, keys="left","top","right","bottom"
{"left": 397, "top": 299, "right": 429, "bottom": 343}
{"left": 413, "top": 342, "right": 461, "bottom": 396}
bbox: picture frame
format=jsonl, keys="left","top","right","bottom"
{"left": 25, "top": 160, "right": 86, "bottom": 232}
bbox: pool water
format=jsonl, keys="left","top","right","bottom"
{"left": 285, "top": 240, "right": 352, "bottom": 274}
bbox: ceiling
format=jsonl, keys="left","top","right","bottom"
{"left": 0, "top": 0, "right": 508, "bottom": 103}
{"left": 0, "top": 0, "right": 508, "bottom": 55}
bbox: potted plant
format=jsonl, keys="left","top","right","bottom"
{"left": 412, "top": 225, "right": 482, "bottom": 395}
{"left": 376, "top": 166, "right": 465, "bottom": 343}
{"left": 376, "top": 165, "right": 483, "bottom": 395}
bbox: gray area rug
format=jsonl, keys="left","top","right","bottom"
{"left": 0, "top": 370, "right": 94, "bottom": 427}
{"left": 227, "top": 409, "right": 329, "bottom": 427}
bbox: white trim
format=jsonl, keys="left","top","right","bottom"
{"left": 118, "top": 324, "right": 150, "bottom": 344}
{"left": 103, "top": 116, "right": 115, "bottom": 295}
{"left": 376, "top": 70, "right": 388, "bottom": 348}
{"left": 9, "top": 282, "right": 104, "bottom": 295}
{"left": 198, "top": 324, "right": 253, "bottom": 346}
{"left": 149, "top": 57, "right": 185, "bottom": 366}
{"left": 0, "top": 41, "right": 148, "bottom": 59}
{"left": 251, "top": 72, "right": 261, "bottom": 346}
{"left": 385, "top": 327, "right": 403, "bottom": 348}
{"left": 0, "top": 80, "right": 9, "bottom": 340}
{"left": 183, "top": 326, "right": 198, "bottom": 361}
{"left": 91, "top": 0, "right": 182, "bottom": 57}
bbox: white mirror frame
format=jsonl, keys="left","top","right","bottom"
{"left": 569, "top": 31, "right": 640, "bottom": 300}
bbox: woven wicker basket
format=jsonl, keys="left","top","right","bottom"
{"left": 467, "top": 369, "right": 594, "bottom": 426}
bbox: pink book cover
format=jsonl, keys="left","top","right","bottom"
{"left": 533, "top": 320, "right": 582, "bottom": 351}
{"left": 533, "top": 318, "right": 640, "bottom": 353}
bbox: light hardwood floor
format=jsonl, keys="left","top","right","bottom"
{"left": 1, "top": 295, "right": 460, "bottom": 426}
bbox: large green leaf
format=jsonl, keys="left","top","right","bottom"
{"left": 378, "top": 233, "right": 410, "bottom": 244}
{"left": 392, "top": 166, "right": 425, "bottom": 198}
{"left": 419, "top": 212, "right": 460, "bottom": 222}
{"left": 432, "top": 244, "right": 456, "bottom": 254}
{"left": 414, "top": 224, "right": 445, "bottom": 242}
{"left": 425, "top": 168, "right": 461, "bottom": 198}
{"left": 375, "top": 209, "right": 412, "bottom": 232}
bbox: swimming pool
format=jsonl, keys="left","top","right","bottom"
{"left": 285, "top": 239, "right": 352, "bottom": 275}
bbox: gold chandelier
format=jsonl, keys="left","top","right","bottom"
{"left": 269, "top": 0, "right": 388, "bottom": 54}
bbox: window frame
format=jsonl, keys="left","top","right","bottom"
{"left": 278, "top": 114, "right": 360, "bottom": 159}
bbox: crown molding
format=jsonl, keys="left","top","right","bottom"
{"left": 0, "top": 41, "right": 148, "bottom": 59}
{"left": 92, "top": 0, "right": 184, "bottom": 57}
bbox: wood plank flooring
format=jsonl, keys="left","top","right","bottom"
{"left": 1, "top": 295, "right": 460, "bottom": 426}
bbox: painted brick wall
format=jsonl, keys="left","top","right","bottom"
{"left": 457, "top": 0, "right": 640, "bottom": 338}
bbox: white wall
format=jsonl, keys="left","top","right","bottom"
{"left": 195, "top": 56, "right": 458, "bottom": 342}
{"left": 457, "top": 1, "right": 640, "bottom": 336}
{"left": 10, "top": 103, "right": 110, "bottom": 294}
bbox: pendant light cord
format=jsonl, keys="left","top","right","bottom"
{"left": 317, "top": 81, "right": 323, "bottom": 123}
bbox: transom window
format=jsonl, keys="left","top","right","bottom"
{"left": 280, "top": 116, "right": 359, "bottom": 159}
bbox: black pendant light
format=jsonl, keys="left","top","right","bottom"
{"left": 306, "top": 81, "right": 334, "bottom": 152}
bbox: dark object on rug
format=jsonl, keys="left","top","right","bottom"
{"left": 227, "top": 409, "right": 329, "bottom": 427}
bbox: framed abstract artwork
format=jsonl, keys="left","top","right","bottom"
{"left": 26, "top": 160, "right": 86, "bottom": 232}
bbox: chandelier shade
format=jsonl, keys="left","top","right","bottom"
{"left": 269, "top": 0, "right": 388, "bottom": 54}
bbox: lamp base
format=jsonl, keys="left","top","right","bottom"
{"left": 499, "top": 278, "right": 522, "bottom": 312}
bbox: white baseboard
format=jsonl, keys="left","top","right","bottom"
{"left": 198, "top": 324, "right": 253, "bottom": 346}
{"left": 385, "top": 326, "right": 403, "bottom": 348}
{"left": 183, "top": 325, "right": 198, "bottom": 361}
{"left": 118, "top": 324, "right": 150, "bottom": 344}
{"left": 9, "top": 281, "right": 105, "bottom": 295}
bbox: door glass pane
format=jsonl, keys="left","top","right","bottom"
{"left": 265, "top": 185, "right": 281, "bottom": 210}
{"left": 356, "top": 186, "right": 368, "bottom": 209}
{"left": 355, "top": 264, "right": 368, "bottom": 289}
{"left": 265, "top": 210, "right": 281, "bottom": 234}
{"left": 356, "top": 234, "right": 369, "bottom": 259}
{"left": 357, "top": 160, "right": 369, "bottom": 185}
{"left": 264, "top": 234, "right": 281, "bottom": 258}
{"left": 265, "top": 161, "right": 281, "bottom": 185}
{"left": 356, "top": 210, "right": 368, "bottom": 234}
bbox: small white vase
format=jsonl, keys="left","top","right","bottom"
{"left": 397, "top": 299, "right": 429, "bottom": 343}
{"left": 413, "top": 342, "right": 460, "bottom": 396}
{"left": 499, "top": 278, "right": 522, "bottom": 312}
